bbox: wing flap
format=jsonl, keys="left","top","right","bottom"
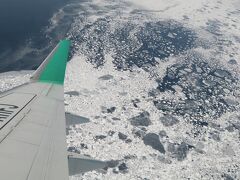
{"left": 0, "top": 40, "right": 71, "bottom": 180}
{"left": 0, "top": 85, "right": 69, "bottom": 180}
{"left": 0, "top": 40, "right": 107, "bottom": 179}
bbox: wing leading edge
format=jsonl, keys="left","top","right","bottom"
{"left": 0, "top": 40, "right": 106, "bottom": 180}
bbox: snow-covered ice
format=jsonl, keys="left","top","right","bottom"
{"left": 1, "top": 0, "right": 240, "bottom": 179}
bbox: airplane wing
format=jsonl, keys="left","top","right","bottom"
{"left": 0, "top": 40, "right": 106, "bottom": 180}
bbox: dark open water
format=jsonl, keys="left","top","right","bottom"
{"left": 0, "top": 0, "right": 68, "bottom": 72}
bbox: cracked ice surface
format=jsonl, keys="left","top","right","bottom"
{"left": 0, "top": 0, "right": 240, "bottom": 179}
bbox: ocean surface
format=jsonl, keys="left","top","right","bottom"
{"left": 0, "top": 0, "right": 68, "bottom": 72}
{"left": 0, "top": 0, "right": 239, "bottom": 179}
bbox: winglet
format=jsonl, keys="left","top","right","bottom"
{"left": 31, "top": 40, "right": 71, "bottom": 84}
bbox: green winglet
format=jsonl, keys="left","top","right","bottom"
{"left": 38, "top": 40, "right": 70, "bottom": 84}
